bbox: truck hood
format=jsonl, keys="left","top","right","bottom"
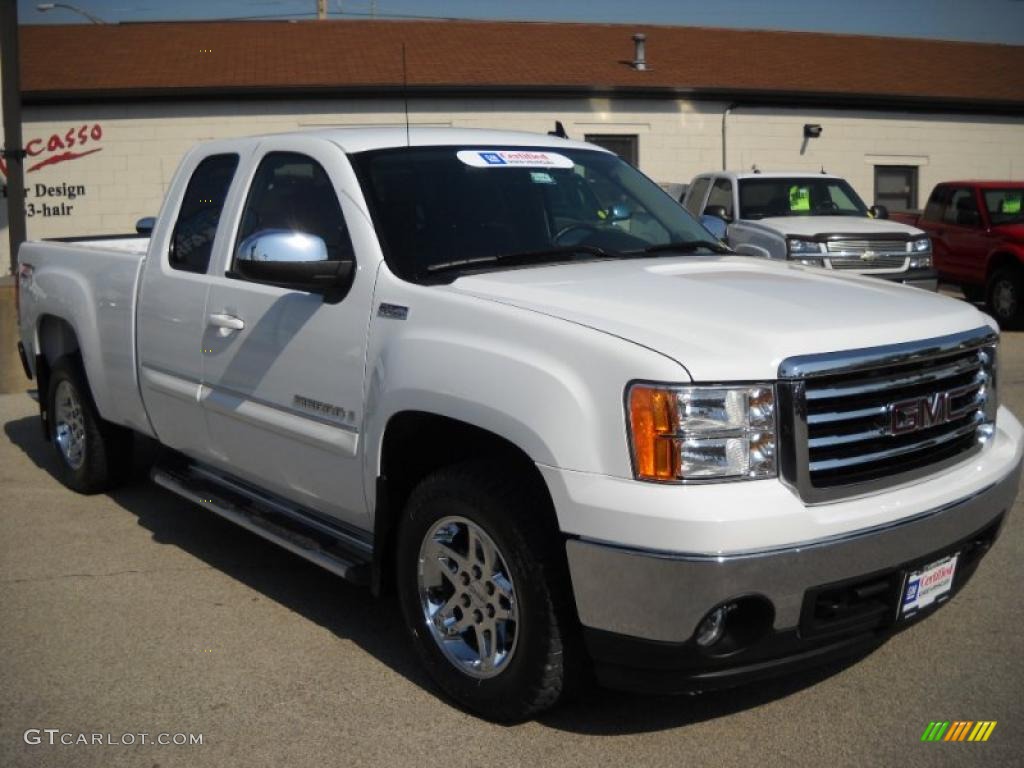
{"left": 446, "top": 256, "right": 991, "bottom": 381}
{"left": 746, "top": 215, "right": 924, "bottom": 237}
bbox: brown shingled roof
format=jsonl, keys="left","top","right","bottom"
{"left": 19, "top": 20, "right": 1024, "bottom": 110}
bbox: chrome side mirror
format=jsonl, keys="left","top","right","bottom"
{"left": 234, "top": 229, "right": 353, "bottom": 302}
{"left": 236, "top": 229, "right": 329, "bottom": 263}
{"left": 700, "top": 214, "right": 728, "bottom": 241}
{"left": 136, "top": 216, "right": 156, "bottom": 235}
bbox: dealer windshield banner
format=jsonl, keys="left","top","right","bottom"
{"left": 456, "top": 150, "right": 575, "bottom": 169}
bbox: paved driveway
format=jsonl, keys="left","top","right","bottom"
{"left": 2, "top": 332, "right": 1022, "bottom": 768}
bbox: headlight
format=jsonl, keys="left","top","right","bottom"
{"left": 787, "top": 238, "right": 823, "bottom": 256}
{"left": 627, "top": 384, "right": 777, "bottom": 482}
{"left": 909, "top": 237, "right": 932, "bottom": 269}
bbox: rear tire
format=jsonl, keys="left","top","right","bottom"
{"left": 47, "top": 357, "right": 133, "bottom": 494}
{"left": 986, "top": 268, "right": 1024, "bottom": 328}
{"left": 395, "top": 461, "right": 580, "bottom": 722}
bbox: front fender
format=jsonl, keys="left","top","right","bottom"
{"left": 360, "top": 280, "right": 689, "bottom": 509}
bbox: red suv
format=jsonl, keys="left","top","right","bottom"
{"left": 893, "top": 182, "right": 1024, "bottom": 326}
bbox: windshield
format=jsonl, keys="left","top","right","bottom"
{"left": 983, "top": 189, "right": 1024, "bottom": 225}
{"left": 738, "top": 177, "right": 869, "bottom": 219}
{"left": 351, "top": 146, "right": 719, "bottom": 281}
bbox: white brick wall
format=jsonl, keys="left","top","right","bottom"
{"left": 2, "top": 97, "right": 1023, "bottom": 272}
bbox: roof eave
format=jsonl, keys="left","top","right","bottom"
{"left": 20, "top": 83, "right": 1024, "bottom": 116}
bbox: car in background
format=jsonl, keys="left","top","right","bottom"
{"left": 891, "top": 182, "right": 1024, "bottom": 326}
{"left": 683, "top": 171, "right": 937, "bottom": 289}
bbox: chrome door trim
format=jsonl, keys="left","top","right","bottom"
{"left": 140, "top": 364, "right": 202, "bottom": 404}
{"left": 199, "top": 384, "right": 359, "bottom": 457}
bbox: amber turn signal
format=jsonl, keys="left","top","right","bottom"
{"left": 628, "top": 385, "right": 680, "bottom": 480}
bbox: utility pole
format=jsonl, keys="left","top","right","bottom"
{"left": 1, "top": 0, "right": 27, "bottom": 277}
{"left": 317, "top": 0, "right": 327, "bottom": 19}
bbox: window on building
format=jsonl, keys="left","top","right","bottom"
{"left": 685, "top": 177, "right": 711, "bottom": 215}
{"left": 235, "top": 152, "right": 354, "bottom": 268}
{"left": 169, "top": 153, "right": 239, "bottom": 273}
{"left": 584, "top": 134, "right": 639, "bottom": 166}
{"left": 703, "top": 178, "right": 734, "bottom": 219}
{"left": 873, "top": 166, "right": 918, "bottom": 212}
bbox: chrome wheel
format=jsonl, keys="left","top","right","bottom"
{"left": 417, "top": 516, "right": 519, "bottom": 679}
{"left": 54, "top": 380, "right": 86, "bottom": 470}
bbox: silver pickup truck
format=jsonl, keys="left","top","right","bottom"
{"left": 684, "top": 171, "right": 938, "bottom": 290}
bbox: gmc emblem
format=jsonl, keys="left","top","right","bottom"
{"left": 887, "top": 383, "right": 979, "bottom": 436}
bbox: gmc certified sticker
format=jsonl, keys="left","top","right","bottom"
{"left": 456, "top": 150, "right": 574, "bottom": 169}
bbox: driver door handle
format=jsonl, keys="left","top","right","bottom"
{"left": 207, "top": 313, "right": 245, "bottom": 332}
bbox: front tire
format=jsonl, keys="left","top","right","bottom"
{"left": 987, "top": 268, "right": 1024, "bottom": 328}
{"left": 395, "top": 462, "right": 579, "bottom": 721}
{"left": 47, "top": 357, "right": 132, "bottom": 494}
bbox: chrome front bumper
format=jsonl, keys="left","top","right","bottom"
{"left": 566, "top": 456, "right": 1021, "bottom": 645}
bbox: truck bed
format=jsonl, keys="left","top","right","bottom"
{"left": 18, "top": 237, "right": 154, "bottom": 436}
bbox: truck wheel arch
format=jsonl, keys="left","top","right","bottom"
{"left": 371, "top": 410, "right": 557, "bottom": 596}
{"left": 35, "top": 315, "right": 85, "bottom": 435}
{"left": 986, "top": 251, "right": 1023, "bottom": 283}
{"left": 37, "top": 314, "right": 82, "bottom": 368}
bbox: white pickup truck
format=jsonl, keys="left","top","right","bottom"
{"left": 683, "top": 171, "right": 939, "bottom": 290}
{"left": 15, "top": 128, "right": 1022, "bottom": 721}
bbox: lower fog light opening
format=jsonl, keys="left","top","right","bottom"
{"left": 693, "top": 596, "right": 775, "bottom": 655}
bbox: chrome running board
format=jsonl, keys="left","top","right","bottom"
{"left": 152, "top": 464, "right": 370, "bottom": 585}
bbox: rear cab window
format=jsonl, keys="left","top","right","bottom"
{"left": 922, "top": 185, "right": 951, "bottom": 221}
{"left": 685, "top": 177, "right": 711, "bottom": 215}
{"left": 169, "top": 153, "right": 239, "bottom": 273}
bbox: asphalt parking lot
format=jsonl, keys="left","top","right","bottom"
{"left": 1, "top": 323, "right": 1023, "bottom": 768}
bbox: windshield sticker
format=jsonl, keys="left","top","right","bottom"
{"left": 457, "top": 150, "right": 575, "bottom": 169}
{"left": 789, "top": 185, "right": 811, "bottom": 211}
{"left": 530, "top": 171, "right": 556, "bottom": 184}
{"left": 1003, "top": 193, "right": 1022, "bottom": 214}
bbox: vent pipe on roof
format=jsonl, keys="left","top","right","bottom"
{"left": 632, "top": 33, "right": 647, "bottom": 71}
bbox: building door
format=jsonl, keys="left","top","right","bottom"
{"left": 585, "top": 134, "right": 638, "bottom": 166}
{"left": 874, "top": 166, "right": 918, "bottom": 212}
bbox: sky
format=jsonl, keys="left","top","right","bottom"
{"left": 16, "top": 0, "right": 1024, "bottom": 45}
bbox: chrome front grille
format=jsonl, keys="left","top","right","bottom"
{"left": 777, "top": 328, "right": 998, "bottom": 503}
{"left": 825, "top": 239, "right": 908, "bottom": 271}
{"left": 827, "top": 255, "right": 907, "bottom": 270}
{"left": 826, "top": 239, "right": 908, "bottom": 253}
